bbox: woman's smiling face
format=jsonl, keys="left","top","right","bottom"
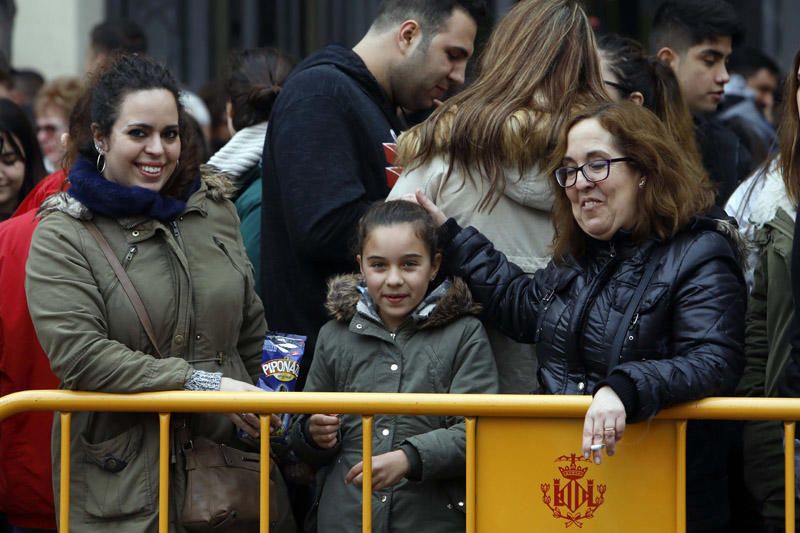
{"left": 562, "top": 118, "right": 642, "bottom": 241}
{"left": 93, "top": 88, "right": 180, "bottom": 192}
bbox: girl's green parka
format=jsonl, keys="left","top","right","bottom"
{"left": 290, "top": 274, "right": 499, "bottom": 533}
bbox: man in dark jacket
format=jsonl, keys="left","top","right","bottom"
{"left": 261, "top": 0, "right": 485, "bottom": 384}
{"left": 653, "top": 0, "right": 751, "bottom": 206}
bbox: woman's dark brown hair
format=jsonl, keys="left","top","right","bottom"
{"left": 550, "top": 102, "right": 716, "bottom": 261}
{"left": 780, "top": 49, "right": 800, "bottom": 205}
{"left": 65, "top": 54, "right": 201, "bottom": 199}
{"left": 227, "top": 48, "right": 296, "bottom": 131}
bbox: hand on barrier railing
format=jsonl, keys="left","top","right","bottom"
{"left": 345, "top": 449, "right": 410, "bottom": 491}
{"left": 582, "top": 386, "right": 626, "bottom": 465}
{"left": 219, "top": 377, "right": 278, "bottom": 438}
{"left": 308, "top": 413, "right": 341, "bottom": 448}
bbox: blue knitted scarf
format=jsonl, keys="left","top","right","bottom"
{"left": 67, "top": 156, "right": 198, "bottom": 222}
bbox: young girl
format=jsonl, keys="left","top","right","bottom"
{"left": 290, "top": 200, "right": 498, "bottom": 532}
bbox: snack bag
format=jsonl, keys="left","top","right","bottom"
{"left": 259, "top": 333, "right": 305, "bottom": 438}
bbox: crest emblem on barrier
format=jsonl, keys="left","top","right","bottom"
{"left": 540, "top": 453, "right": 606, "bottom": 527}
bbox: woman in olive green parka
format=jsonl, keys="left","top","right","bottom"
{"left": 25, "top": 56, "right": 294, "bottom": 532}
{"left": 737, "top": 161, "right": 797, "bottom": 529}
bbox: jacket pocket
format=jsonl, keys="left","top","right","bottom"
{"left": 80, "top": 423, "right": 156, "bottom": 518}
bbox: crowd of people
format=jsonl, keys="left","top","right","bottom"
{"left": 0, "top": 0, "right": 798, "bottom": 531}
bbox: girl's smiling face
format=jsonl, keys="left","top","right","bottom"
{"left": 358, "top": 222, "right": 441, "bottom": 332}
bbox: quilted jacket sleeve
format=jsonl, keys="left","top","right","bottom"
{"left": 403, "top": 317, "right": 499, "bottom": 481}
{"left": 608, "top": 231, "right": 746, "bottom": 422}
{"left": 440, "top": 220, "right": 551, "bottom": 343}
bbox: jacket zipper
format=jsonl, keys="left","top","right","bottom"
{"left": 535, "top": 288, "right": 555, "bottom": 340}
{"left": 213, "top": 236, "right": 247, "bottom": 279}
{"left": 122, "top": 245, "right": 138, "bottom": 269}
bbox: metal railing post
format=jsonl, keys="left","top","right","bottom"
{"left": 362, "top": 415, "right": 373, "bottom": 532}
{"left": 158, "top": 413, "right": 171, "bottom": 532}
{"left": 260, "top": 414, "right": 272, "bottom": 533}
{"left": 466, "top": 416, "right": 476, "bottom": 533}
{"left": 675, "top": 420, "right": 687, "bottom": 533}
{"left": 59, "top": 412, "right": 71, "bottom": 533}
{"left": 786, "top": 422, "right": 796, "bottom": 533}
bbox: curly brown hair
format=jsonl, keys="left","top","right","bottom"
{"left": 550, "top": 102, "right": 716, "bottom": 261}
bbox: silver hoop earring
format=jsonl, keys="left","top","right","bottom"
{"left": 96, "top": 152, "right": 106, "bottom": 174}
{"left": 639, "top": 178, "right": 646, "bottom": 189}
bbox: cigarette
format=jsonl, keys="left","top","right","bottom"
{"left": 590, "top": 443, "right": 605, "bottom": 451}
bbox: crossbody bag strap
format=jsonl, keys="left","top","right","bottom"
{"left": 606, "top": 248, "right": 662, "bottom": 374}
{"left": 83, "top": 221, "right": 164, "bottom": 359}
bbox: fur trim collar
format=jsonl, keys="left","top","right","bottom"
{"left": 38, "top": 172, "right": 232, "bottom": 220}
{"left": 749, "top": 161, "right": 795, "bottom": 228}
{"left": 325, "top": 273, "right": 481, "bottom": 329}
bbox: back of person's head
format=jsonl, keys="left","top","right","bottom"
{"left": 728, "top": 46, "right": 780, "bottom": 80}
{"left": 779, "top": 50, "right": 800, "bottom": 205}
{"left": 0, "top": 52, "right": 12, "bottom": 96}
{"left": 34, "top": 77, "right": 84, "bottom": 119}
{"left": 371, "top": 0, "right": 487, "bottom": 40}
{"left": 66, "top": 54, "right": 200, "bottom": 198}
{"left": 651, "top": 0, "right": 743, "bottom": 53}
{"left": 90, "top": 19, "right": 148, "bottom": 56}
{"left": 398, "top": 0, "right": 607, "bottom": 211}
{"left": 355, "top": 200, "right": 439, "bottom": 258}
{"left": 550, "top": 102, "right": 716, "bottom": 261}
{"left": 0, "top": 98, "right": 47, "bottom": 201}
{"left": 226, "top": 48, "right": 296, "bottom": 131}
{"left": 598, "top": 33, "right": 703, "bottom": 173}
{"left": 11, "top": 69, "right": 45, "bottom": 104}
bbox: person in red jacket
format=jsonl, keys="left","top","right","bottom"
{"left": 0, "top": 169, "right": 67, "bottom": 533}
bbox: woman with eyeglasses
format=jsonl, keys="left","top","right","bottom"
{"left": 34, "top": 77, "right": 83, "bottom": 173}
{"left": 387, "top": 0, "right": 608, "bottom": 394}
{"left": 0, "top": 98, "right": 46, "bottom": 221}
{"left": 413, "top": 101, "right": 745, "bottom": 467}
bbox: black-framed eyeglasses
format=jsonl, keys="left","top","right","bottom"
{"left": 554, "top": 158, "right": 635, "bottom": 188}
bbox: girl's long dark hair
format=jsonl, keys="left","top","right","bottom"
{"left": 0, "top": 98, "right": 46, "bottom": 206}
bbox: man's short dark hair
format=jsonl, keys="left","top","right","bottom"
{"left": 728, "top": 46, "right": 781, "bottom": 79}
{"left": 372, "top": 0, "right": 486, "bottom": 36}
{"left": 90, "top": 19, "right": 148, "bottom": 55}
{"left": 0, "top": 51, "right": 11, "bottom": 90}
{"left": 651, "top": 0, "right": 743, "bottom": 53}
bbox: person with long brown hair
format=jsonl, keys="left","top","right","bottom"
{"left": 388, "top": 0, "right": 608, "bottom": 393}
{"left": 742, "top": 48, "right": 800, "bottom": 530}
{"left": 414, "top": 101, "right": 745, "bottom": 531}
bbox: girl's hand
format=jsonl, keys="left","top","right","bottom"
{"left": 308, "top": 413, "right": 340, "bottom": 448}
{"left": 414, "top": 189, "right": 447, "bottom": 226}
{"left": 344, "top": 450, "right": 411, "bottom": 490}
{"left": 581, "top": 386, "right": 626, "bottom": 465}
{"left": 219, "top": 377, "right": 265, "bottom": 438}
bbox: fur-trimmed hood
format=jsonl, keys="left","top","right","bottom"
{"left": 37, "top": 171, "right": 233, "bottom": 221}
{"left": 685, "top": 206, "right": 751, "bottom": 271}
{"left": 325, "top": 273, "right": 481, "bottom": 330}
{"left": 749, "top": 160, "right": 795, "bottom": 228}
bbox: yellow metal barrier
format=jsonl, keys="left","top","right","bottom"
{"left": 1, "top": 391, "right": 799, "bottom": 532}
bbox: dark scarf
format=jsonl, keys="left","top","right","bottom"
{"left": 67, "top": 156, "right": 198, "bottom": 222}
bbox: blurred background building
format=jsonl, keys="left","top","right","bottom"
{"left": 3, "top": 0, "right": 798, "bottom": 91}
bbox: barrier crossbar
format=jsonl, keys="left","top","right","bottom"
{"left": 1, "top": 391, "right": 799, "bottom": 532}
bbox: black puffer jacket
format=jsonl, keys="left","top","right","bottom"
{"left": 439, "top": 213, "right": 747, "bottom": 422}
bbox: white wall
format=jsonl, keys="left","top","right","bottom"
{"left": 11, "top": 0, "right": 105, "bottom": 79}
